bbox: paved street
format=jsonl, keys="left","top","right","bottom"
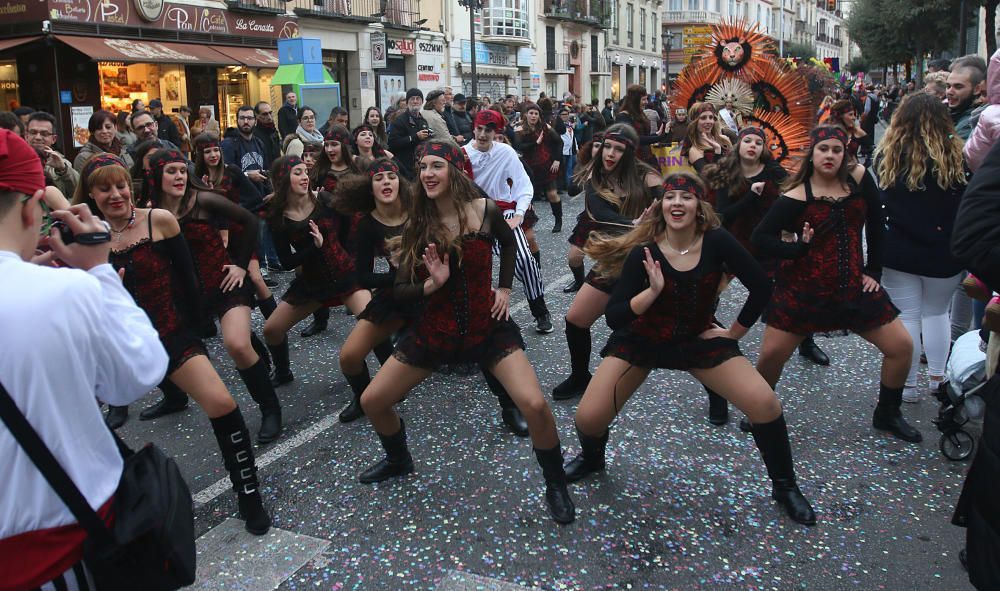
{"left": 115, "top": 190, "right": 975, "bottom": 591}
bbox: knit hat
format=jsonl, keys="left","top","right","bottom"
{"left": 406, "top": 88, "right": 424, "bottom": 101}
{"left": 0, "top": 129, "right": 45, "bottom": 196}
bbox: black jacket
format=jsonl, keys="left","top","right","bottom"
{"left": 277, "top": 103, "right": 299, "bottom": 139}
{"left": 601, "top": 106, "right": 614, "bottom": 125}
{"left": 453, "top": 109, "right": 473, "bottom": 140}
{"left": 387, "top": 110, "right": 430, "bottom": 180}
{"left": 950, "top": 138, "right": 1000, "bottom": 591}
{"left": 155, "top": 113, "right": 181, "bottom": 148}
{"left": 252, "top": 124, "right": 282, "bottom": 169}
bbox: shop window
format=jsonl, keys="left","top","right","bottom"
{"left": 0, "top": 61, "right": 19, "bottom": 111}
{"left": 98, "top": 62, "right": 186, "bottom": 116}
{"left": 218, "top": 66, "right": 250, "bottom": 131}
{"left": 322, "top": 51, "right": 350, "bottom": 115}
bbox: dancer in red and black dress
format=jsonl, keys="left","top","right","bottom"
{"left": 353, "top": 123, "right": 394, "bottom": 168}
{"left": 262, "top": 156, "right": 372, "bottom": 386}
{"left": 73, "top": 154, "right": 271, "bottom": 535}
{"left": 565, "top": 172, "right": 815, "bottom": 526}
{"left": 828, "top": 99, "right": 868, "bottom": 165}
{"left": 357, "top": 142, "right": 576, "bottom": 524}
{"left": 146, "top": 149, "right": 283, "bottom": 443}
{"left": 515, "top": 102, "right": 564, "bottom": 232}
{"left": 552, "top": 124, "right": 662, "bottom": 401}
{"left": 563, "top": 132, "right": 605, "bottom": 293}
{"left": 614, "top": 84, "right": 669, "bottom": 170}
{"left": 681, "top": 102, "right": 732, "bottom": 185}
{"left": 751, "top": 126, "right": 919, "bottom": 443}
{"left": 330, "top": 158, "right": 410, "bottom": 422}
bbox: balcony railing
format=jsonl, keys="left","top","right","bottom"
{"left": 289, "top": 0, "right": 419, "bottom": 28}
{"left": 663, "top": 10, "right": 722, "bottom": 23}
{"left": 591, "top": 55, "right": 612, "bottom": 72}
{"left": 546, "top": 51, "right": 571, "bottom": 71}
{"left": 544, "top": 0, "right": 611, "bottom": 29}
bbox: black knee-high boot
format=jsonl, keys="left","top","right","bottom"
{"left": 707, "top": 388, "right": 729, "bottom": 425}
{"left": 301, "top": 307, "right": 329, "bottom": 337}
{"left": 563, "top": 263, "right": 585, "bottom": 293}
{"left": 250, "top": 331, "right": 271, "bottom": 372}
{"left": 552, "top": 320, "right": 591, "bottom": 400}
{"left": 139, "top": 379, "right": 189, "bottom": 421}
{"left": 237, "top": 358, "right": 283, "bottom": 444}
{"left": 373, "top": 339, "right": 395, "bottom": 366}
{"left": 257, "top": 295, "right": 277, "bottom": 320}
{"left": 534, "top": 445, "right": 575, "bottom": 524}
{"left": 564, "top": 425, "right": 609, "bottom": 482}
{"left": 268, "top": 337, "right": 294, "bottom": 387}
{"left": 872, "top": 383, "right": 923, "bottom": 442}
{"left": 210, "top": 407, "right": 272, "bottom": 535}
{"left": 550, "top": 200, "right": 563, "bottom": 233}
{"left": 359, "top": 419, "right": 414, "bottom": 483}
{"left": 340, "top": 364, "right": 370, "bottom": 423}
{"left": 483, "top": 369, "right": 529, "bottom": 436}
{"left": 750, "top": 413, "right": 816, "bottom": 526}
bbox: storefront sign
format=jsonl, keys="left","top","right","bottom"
{"left": 460, "top": 41, "right": 512, "bottom": 67}
{"left": 415, "top": 37, "right": 442, "bottom": 86}
{"left": 95, "top": 0, "right": 129, "bottom": 25}
{"left": 70, "top": 105, "right": 93, "bottom": 148}
{"left": 60, "top": 90, "right": 72, "bottom": 103}
{"left": 387, "top": 38, "right": 414, "bottom": 56}
{"left": 516, "top": 47, "right": 533, "bottom": 68}
{"left": 530, "top": 73, "right": 540, "bottom": 90}
{"left": 132, "top": 0, "right": 161, "bottom": 21}
{"left": 371, "top": 31, "right": 386, "bottom": 69}
{"left": 0, "top": 0, "right": 49, "bottom": 20}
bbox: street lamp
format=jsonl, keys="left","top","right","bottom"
{"left": 662, "top": 30, "right": 675, "bottom": 95}
{"left": 459, "top": 0, "right": 483, "bottom": 99}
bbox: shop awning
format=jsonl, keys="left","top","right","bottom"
{"left": 55, "top": 36, "right": 237, "bottom": 65}
{"left": 0, "top": 37, "right": 41, "bottom": 52}
{"left": 214, "top": 46, "right": 280, "bottom": 68}
{"left": 270, "top": 64, "right": 334, "bottom": 86}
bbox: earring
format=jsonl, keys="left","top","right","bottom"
{"left": 697, "top": 211, "right": 706, "bottom": 224}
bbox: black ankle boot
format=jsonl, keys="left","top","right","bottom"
{"left": 534, "top": 445, "right": 576, "bottom": 524}
{"left": 707, "top": 388, "right": 729, "bottom": 425}
{"left": 105, "top": 405, "right": 129, "bottom": 429}
{"left": 267, "top": 338, "right": 294, "bottom": 387}
{"left": 359, "top": 420, "right": 414, "bottom": 483}
{"left": 550, "top": 201, "right": 563, "bottom": 233}
{"left": 552, "top": 320, "right": 591, "bottom": 400}
{"left": 528, "top": 296, "right": 554, "bottom": 334}
{"left": 750, "top": 414, "right": 816, "bottom": 526}
{"left": 210, "top": 408, "right": 271, "bottom": 535}
{"left": 798, "top": 336, "right": 830, "bottom": 366}
{"left": 483, "top": 370, "right": 529, "bottom": 436}
{"left": 563, "top": 264, "right": 585, "bottom": 293}
{"left": 250, "top": 331, "right": 271, "bottom": 373}
{"left": 139, "top": 380, "right": 189, "bottom": 421}
{"left": 340, "top": 366, "right": 370, "bottom": 423}
{"left": 872, "top": 383, "right": 923, "bottom": 442}
{"left": 564, "top": 426, "right": 608, "bottom": 482}
{"left": 238, "top": 359, "right": 283, "bottom": 444}
{"left": 257, "top": 295, "right": 277, "bottom": 320}
{"left": 373, "top": 339, "right": 395, "bottom": 366}
{"left": 300, "top": 307, "right": 329, "bottom": 337}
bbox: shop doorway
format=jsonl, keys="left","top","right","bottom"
{"left": 186, "top": 65, "right": 219, "bottom": 130}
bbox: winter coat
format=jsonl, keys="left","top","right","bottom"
{"left": 453, "top": 109, "right": 474, "bottom": 140}
{"left": 422, "top": 108, "right": 452, "bottom": 142}
{"left": 72, "top": 141, "right": 134, "bottom": 173}
{"left": 965, "top": 49, "right": 1000, "bottom": 172}
{"left": 387, "top": 109, "right": 431, "bottom": 180}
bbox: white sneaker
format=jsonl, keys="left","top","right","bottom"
{"left": 902, "top": 387, "right": 921, "bottom": 403}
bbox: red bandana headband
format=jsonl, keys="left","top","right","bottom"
{"left": 662, "top": 175, "right": 705, "bottom": 200}
{"left": 474, "top": 109, "right": 505, "bottom": 130}
{"left": 146, "top": 149, "right": 186, "bottom": 183}
{"left": 416, "top": 141, "right": 465, "bottom": 170}
{"left": 277, "top": 156, "right": 305, "bottom": 181}
{"left": 82, "top": 153, "right": 128, "bottom": 184}
{"left": 592, "top": 132, "right": 605, "bottom": 144}
{"left": 810, "top": 126, "right": 848, "bottom": 147}
{"left": 367, "top": 159, "right": 399, "bottom": 178}
{"left": 324, "top": 127, "right": 352, "bottom": 145}
{"left": 603, "top": 130, "right": 636, "bottom": 150}
{"left": 691, "top": 103, "right": 716, "bottom": 118}
{"left": 739, "top": 126, "right": 766, "bottom": 141}
{"left": 830, "top": 103, "right": 854, "bottom": 118}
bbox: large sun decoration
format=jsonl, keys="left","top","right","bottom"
{"left": 670, "top": 18, "right": 814, "bottom": 165}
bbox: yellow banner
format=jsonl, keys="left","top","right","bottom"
{"left": 652, "top": 143, "right": 696, "bottom": 178}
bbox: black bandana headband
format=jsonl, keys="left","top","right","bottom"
{"left": 367, "top": 159, "right": 399, "bottom": 178}
{"left": 662, "top": 175, "right": 705, "bottom": 200}
{"left": 82, "top": 153, "right": 128, "bottom": 183}
{"left": 810, "top": 126, "right": 848, "bottom": 148}
{"left": 324, "top": 127, "right": 352, "bottom": 145}
{"left": 739, "top": 126, "right": 766, "bottom": 141}
{"left": 603, "top": 131, "right": 636, "bottom": 150}
{"left": 146, "top": 149, "right": 186, "bottom": 186}
{"left": 691, "top": 103, "right": 716, "bottom": 118}
{"left": 416, "top": 141, "right": 465, "bottom": 170}
{"left": 277, "top": 156, "right": 305, "bottom": 182}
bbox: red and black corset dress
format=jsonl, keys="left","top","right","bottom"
{"left": 518, "top": 127, "right": 560, "bottom": 188}
{"left": 716, "top": 162, "right": 789, "bottom": 268}
{"left": 179, "top": 192, "right": 257, "bottom": 318}
{"left": 601, "top": 230, "right": 770, "bottom": 370}
{"left": 581, "top": 184, "right": 656, "bottom": 294}
{"left": 753, "top": 173, "right": 898, "bottom": 336}
{"left": 110, "top": 212, "right": 206, "bottom": 374}
{"left": 356, "top": 214, "right": 412, "bottom": 325}
{"left": 318, "top": 172, "right": 366, "bottom": 257}
{"left": 268, "top": 196, "right": 359, "bottom": 307}
{"left": 847, "top": 135, "right": 861, "bottom": 162}
{"left": 392, "top": 200, "right": 523, "bottom": 373}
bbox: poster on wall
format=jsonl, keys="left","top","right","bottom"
{"left": 379, "top": 75, "right": 405, "bottom": 114}
{"left": 70, "top": 106, "right": 94, "bottom": 148}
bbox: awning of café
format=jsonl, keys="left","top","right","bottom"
{"left": 55, "top": 36, "right": 237, "bottom": 65}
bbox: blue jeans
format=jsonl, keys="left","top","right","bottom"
{"left": 258, "top": 222, "right": 280, "bottom": 270}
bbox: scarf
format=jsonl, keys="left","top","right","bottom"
{"left": 296, "top": 125, "right": 324, "bottom": 143}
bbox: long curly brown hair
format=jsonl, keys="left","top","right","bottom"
{"left": 586, "top": 172, "right": 720, "bottom": 280}
{"left": 875, "top": 92, "right": 966, "bottom": 192}
{"left": 590, "top": 123, "right": 659, "bottom": 222}
{"left": 266, "top": 155, "right": 315, "bottom": 228}
{"left": 703, "top": 132, "right": 774, "bottom": 192}
{"left": 331, "top": 158, "right": 413, "bottom": 215}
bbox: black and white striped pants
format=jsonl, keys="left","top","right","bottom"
{"left": 493, "top": 210, "right": 545, "bottom": 301}
{"left": 30, "top": 561, "right": 96, "bottom": 591}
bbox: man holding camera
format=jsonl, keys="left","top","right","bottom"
{"left": 388, "top": 88, "right": 433, "bottom": 180}
{"left": 0, "top": 129, "right": 168, "bottom": 589}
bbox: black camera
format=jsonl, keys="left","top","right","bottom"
{"left": 51, "top": 220, "right": 112, "bottom": 245}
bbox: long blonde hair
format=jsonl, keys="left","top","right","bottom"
{"left": 875, "top": 92, "right": 966, "bottom": 192}
{"left": 585, "top": 173, "right": 720, "bottom": 280}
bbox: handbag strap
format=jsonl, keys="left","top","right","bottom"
{"left": 0, "top": 380, "right": 114, "bottom": 545}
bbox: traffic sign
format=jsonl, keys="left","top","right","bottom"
{"left": 684, "top": 35, "right": 713, "bottom": 45}
{"left": 684, "top": 26, "right": 712, "bottom": 35}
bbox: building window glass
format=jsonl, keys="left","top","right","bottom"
{"left": 728, "top": 0, "right": 734, "bottom": 17}
{"left": 640, "top": 8, "right": 646, "bottom": 50}
{"left": 0, "top": 61, "right": 19, "bottom": 111}
{"left": 482, "top": 0, "right": 528, "bottom": 40}
{"left": 688, "top": 0, "right": 698, "bottom": 10}
{"left": 626, "top": 3, "right": 634, "bottom": 46}
{"left": 670, "top": 0, "right": 682, "bottom": 9}
{"left": 651, "top": 13, "right": 657, "bottom": 51}
{"left": 612, "top": 2, "right": 619, "bottom": 44}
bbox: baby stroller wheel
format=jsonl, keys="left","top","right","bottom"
{"left": 940, "top": 430, "right": 975, "bottom": 461}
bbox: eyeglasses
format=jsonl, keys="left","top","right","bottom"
{"left": 133, "top": 121, "right": 156, "bottom": 131}
{"left": 26, "top": 129, "right": 54, "bottom": 138}
{"left": 300, "top": 115, "right": 316, "bottom": 121}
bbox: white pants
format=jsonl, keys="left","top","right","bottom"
{"left": 882, "top": 268, "right": 963, "bottom": 386}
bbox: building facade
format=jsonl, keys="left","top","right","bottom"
{"left": 604, "top": 0, "right": 663, "bottom": 101}
{"left": 536, "top": 0, "right": 610, "bottom": 103}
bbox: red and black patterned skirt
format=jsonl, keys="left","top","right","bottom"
{"left": 601, "top": 332, "right": 742, "bottom": 370}
{"left": 765, "top": 284, "right": 899, "bottom": 336}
